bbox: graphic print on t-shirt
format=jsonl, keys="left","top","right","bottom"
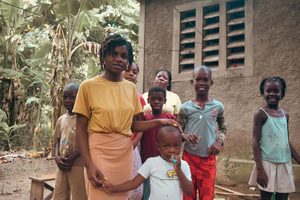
{"left": 166, "top": 169, "right": 177, "bottom": 178}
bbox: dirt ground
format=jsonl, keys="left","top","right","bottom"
{"left": 0, "top": 152, "right": 56, "bottom": 200}
{"left": 0, "top": 151, "right": 299, "bottom": 200}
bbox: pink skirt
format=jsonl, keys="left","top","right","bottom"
{"left": 128, "top": 147, "right": 143, "bottom": 200}
{"left": 86, "top": 133, "right": 133, "bottom": 200}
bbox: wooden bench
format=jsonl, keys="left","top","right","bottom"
{"left": 29, "top": 173, "right": 56, "bottom": 200}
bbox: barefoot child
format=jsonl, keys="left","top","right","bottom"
{"left": 249, "top": 76, "right": 300, "bottom": 200}
{"left": 178, "top": 66, "right": 227, "bottom": 200}
{"left": 53, "top": 83, "right": 87, "bottom": 200}
{"left": 102, "top": 125, "right": 193, "bottom": 200}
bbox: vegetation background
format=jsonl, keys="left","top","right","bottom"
{"left": 0, "top": 0, "right": 139, "bottom": 153}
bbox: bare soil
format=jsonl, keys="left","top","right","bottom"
{"left": 0, "top": 152, "right": 56, "bottom": 200}
{"left": 0, "top": 151, "right": 299, "bottom": 200}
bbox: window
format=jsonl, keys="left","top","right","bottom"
{"left": 202, "top": 4, "right": 220, "bottom": 69}
{"left": 172, "top": 0, "right": 253, "bottom": 79}
{"left": 227, "top": 0, "right": 245, "bottom": 68}
{"left": 179, "top": 9, "right": 196, "bottom": 71}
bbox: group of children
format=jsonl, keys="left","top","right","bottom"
{"left": 52, "top": 34, "right": 299, "bottom": 200}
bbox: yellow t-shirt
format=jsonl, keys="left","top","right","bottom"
{"left": 73, "top": 76, "right": 142, "bottom": 136}
{"left": 142, "top": 90, "right": 182, "bottom": 115}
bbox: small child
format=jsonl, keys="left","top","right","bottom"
{"left": 248, "top": 76, "right": 300, "bottom": 200}
{"left": 102, "top": 125, "right": 193, "bottom": 200}
{"left": 141, "top": 86, "right": 176, "bottom": 199}
{"left": 123, "top": 62, "right": 146, "bottom": 108}
{"left": 178, "top": 66, "right": 227, "bottom": 200}
{"left": 53, "top": 83, "right": 87, "bottom": 200}
{"left": 123, "top": 62, "right": 145, "bottom": 200}
{"left": 141, "top": 86, "right": 177, "bottom": 162}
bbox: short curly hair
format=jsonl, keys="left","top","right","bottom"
{"left": 99, "top": 34, "right": 133, "bottom": 71}
{"left": 155, "top": 69, "right": 172, "bottom": 91}
{"left": 259, "top": 76, "right": 286, "bottom": 98}
{"left": 148, "top": 86, "right": 167, "bottom": 98}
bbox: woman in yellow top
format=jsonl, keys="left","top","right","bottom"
{"left": 73, "top": 34, "right": 177, "bottom": 200}
{"left": 142, "top": 69, "right": 182, "bottom": 116}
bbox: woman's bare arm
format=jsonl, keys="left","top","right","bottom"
{"left": 76, "top": 114, "right": 104, "bottom": 187}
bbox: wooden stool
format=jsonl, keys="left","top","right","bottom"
{"left": 29, "top": 173, "right": 56, "bottom": 200}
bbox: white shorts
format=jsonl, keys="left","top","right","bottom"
{"left": 248, "top": 161, "right": 295, "bottom": 193}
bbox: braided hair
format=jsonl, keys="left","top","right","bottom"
{"left": 99, "top": 34, "right": 133, "bottom": 71}
{"left": 155, "top": 69, "right": 172, "bottom": 91}
{"left": 259, "top": 76, "right": 286, "bottom": 98}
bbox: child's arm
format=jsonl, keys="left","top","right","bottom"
{"left": 252, "top": 109, "right": 268, "bottom": 188}
{"left": 286, "top": 113, "right": 300, "bottom": 164}
{"left": 177, "top": 109, "right": 199, "bottom": 145}
{"left": 54, "top": 119, "right": 71, "bottom": 171}
{"left": 64, "top": 130, "right": 81, "bottom": 166}
{"left": 102, "top": 174, "right": 145, "bottom": 193}
{"left": 64, "top": 150, "right": 80, "bottom": 166}
{"left": 55, "top": 138, "right": 71, "bottom": 171}
{"left": 132, "top": 112, "right": 144, "bottom": 148}
{"left": 208, "top": 111, "right": 227, "bottom": 155}
{"left": 131, "top": 115, "right": 179, "bottom": 132}
{"left": 132, "top": 132, "right": 143, "bottom": 149}
{"left": 290, "top": 143, "right": 300, "bottom": 164}
{"left": 173, "top": 155, "right": 193, "bottom": 195}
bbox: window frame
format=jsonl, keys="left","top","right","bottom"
{"left": 171, "top": 0, "right": 253, "bottom": 81}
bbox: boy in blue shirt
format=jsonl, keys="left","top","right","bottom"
{"left": 178, "top": 66, "right": 227, "bottom": 200}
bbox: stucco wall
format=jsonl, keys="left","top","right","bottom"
{"left": 142, "top": 0, "right": 300, "bottom": 158}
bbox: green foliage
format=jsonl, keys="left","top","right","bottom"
{"left": 53, "top": 0, "right": 81, "bottom": 17}
{"left": 0, "top": 109, "right": 27, "bottom": 150}
{"left": 25, "top": 97, "right": 41, "bottom": 105}
{"left": 0, "top": 68, "right": 24, "bottom": 78}
{"left": 0, "top": 0, "right": 21, "bottom": 27}
{"left": 0, "top": 0, "right": 140, "bottom": 151}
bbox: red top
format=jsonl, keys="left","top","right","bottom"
{"left": 138, "top": 93, "right": 146, "bottom": 107}
{"left": 141, "top": 112, "right": 176, "bottom": 163}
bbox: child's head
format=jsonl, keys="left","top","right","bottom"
{"left": 192, "top": 65, "right": 213, "bottom": 97}
{"left": 63, "top": 83, "right": 79, "bottom": 114}
{"left": 99, "top": 34, "right": 133, "bottom": 75}
{"left": 156, "top": 125, "right": 182, "bottom": 161}
{"left": 259, "top": 76, "right": 286, "bottom": 106}
{"left": 124, "top": 62, "right": 139, "bottom": 83}
{"left": 147, "top": 86, "right": 166, "bottom": 114}
{"left": 154, "top": 69, "right": 172, "bottom": 91}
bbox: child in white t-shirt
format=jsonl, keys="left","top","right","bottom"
{"left": 102, "top": 125, "right": 192, "bottom": 200}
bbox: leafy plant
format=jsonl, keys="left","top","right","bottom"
{"left": 0, "top": 0, "right": 140, "bottom": 151}
{"left": 0, "top": 109, "right": 26, "bottom": 150}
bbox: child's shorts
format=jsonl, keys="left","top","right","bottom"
{"left": 248, "top": 161, "right": 295, "bottom": 193}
